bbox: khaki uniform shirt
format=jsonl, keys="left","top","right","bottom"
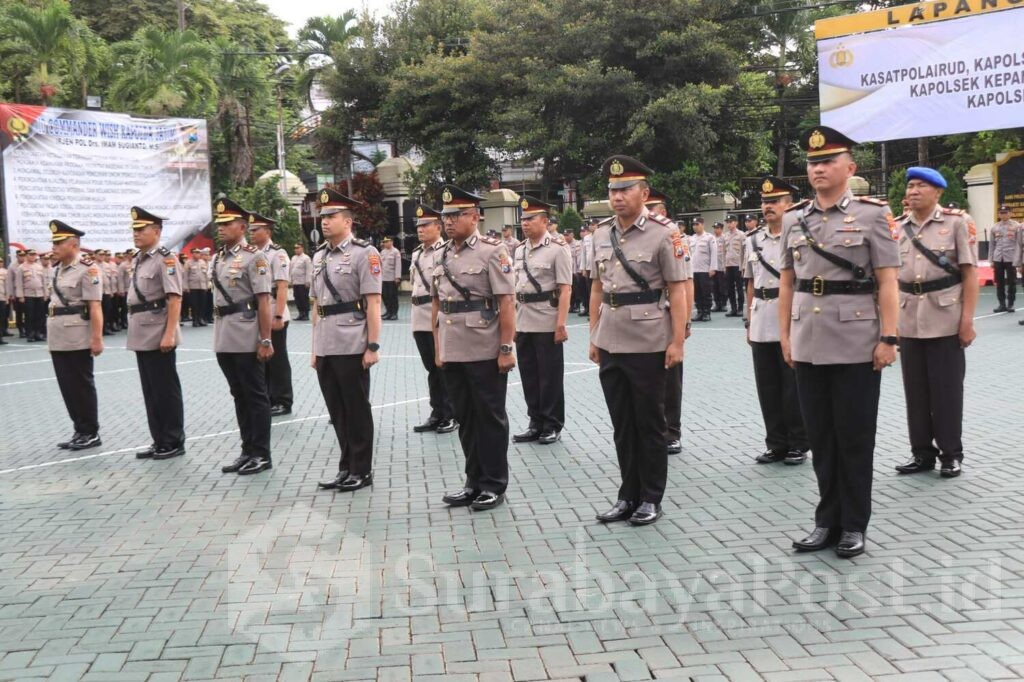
{"left": 688, "top": 232, "right": 718, "bottom": 274}
{"left": 432, "top": 234, "right": 515, "bottom": 362}
{"left": 290, "top": 253, "right": 312, "bottom": 286}
{"left": 744, "top": 228, "right": 785, "bottom": 343}
{"left": 569, "top": 240, "right": 583, "bottom": 272}
{"left": 127, "top": 246, "right": 183, "bottom": 351}
{"left": 6, "top": 263, "right": 18, "bottom": 301}
{"left": 0, "top": 266, "right": 6, "bottom": 301}
{"left": 102, "top": 261, "right": 117, "bottom": 295}
{"left": 714, "top": 234, "right": 726, "bottom": 272}
{"left": 47, "top": 254, "right": 102, "bottom": 351}
{"left": 514, "top": 234, "right": 573, "bottom": 333}
{"left": 186, "top": 258, "right": 207, "bottom": 289}
{"left": 380, "top": 246, "right": 402, "bottom": 281}
{"left": 503, "top": 237, "right": 519, "bottom": 256}
{"left": 898, "top": 208, "right": 977, "bottom": 339}
{"left": 990, "top": 219, "right": 1020, "bottom": 264}
{"left": 212, "top": 242, "right": 272, "bottom": 353}
{"left": 780, "top": 190, "right": 901, "bottom": 365}
{"left": 723, "top": 228, "right": 746, "bottom": 268}
{"left": 589, "top": 211, "right": 688, "bottom": 353}
{"left": 410, "top": 240, "right": 445, "bottom": 333}
{"left": 117, "top": 260, "right": 131, "bottom": 294}
{"left": 311, "top": 238, "right": 382, "bottom": 356}
{"left": 260, "top": 243, "right": 291, "bottom": 324}
{"left": 667, "top": 223, "right": 693, "bottom": 280}
{"left": 17, "top": 261, "right": 46, "bottom": 298}
{"left": 580, "top": 234, "right": 594, "bottom": 273}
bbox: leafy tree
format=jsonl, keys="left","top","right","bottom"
{"left": 295, "top": 11, "right": 359, "bottom": 108}
{"left": 109, "top": 27, "right": 216, "bottom": 116}
{"left": 557, "top": 207, "right": 582, "bottom": 236}
{"left": 0, "top": 0, "right": 80, "bottom": 103}
{"left": 231, "top": 177, "right": 301, "bottom": 248}
{"left": 346, "top": 171, "right": 389, "bottom": 237}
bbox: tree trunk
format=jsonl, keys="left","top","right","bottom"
{"left": 917, "top": 137, "right": 929, "bottom": 165}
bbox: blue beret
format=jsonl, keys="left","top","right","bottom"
{"left": 906, "top": 166, "right": 947, "bottom": 189}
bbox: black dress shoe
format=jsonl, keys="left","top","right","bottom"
{"left": 725, "top": 311, "right": 742, "bottom": 317}
{"left": 666, "top": 439, "right": 682, "bottom": 454}
{"left": 756, "top": 450, "right": 786, "bottom": 464}
{"left": 337, "top": 473, "right": 373, "bottom": 491}
{"left": 628, "top": 502, "right": 663, "bottom": 526}
{"left": 512, "top": 428, "right": 541, "bottom": 443}
{"left": 153, "top": 445, "right": 185, "bottom": 460}
{"left": 700, "top": 313, "right": 711, "bottom": 322}
{"left": 894, "top": 457, "right": 935, "bottom": 474}
{"left": 785, "top": 449, "right": 808, "bottom": 465}
{"left": 792, "top": 527, "right": 839, "bottom": 551}
{"left": 436, "top": 418, "right": 458, "bottom": 434}
{"left": 994, "top": 305, "right": 1008, "bottom": 313}
{"left": 413, "top": 417, "right": 441, "bottom": 433}
{"left": 1008, "top": 305, "right": 1016, "bottom": 313}
{"left": 135, "top": 445, "right": 157, "bottom": 459}
{"left": 940, "top": 460, "right": 962, "bottom": 478}
{"left": 470, "top": 491, "right": 505, "bottom": 511}
{"left": 270, "top": 405, "right": 292, "bottom": 417}
{"left": 238, "top": 456, "right": 272, "bottom": 475}
{"left": 67, "top": 433, "right": 101, "bottom": 450}
{"left": 596, "top": 500, "right": 637, "bottom": 523}
{"left": 221, "top": 455, "right": 252, "bottom": 473}
{"left": 442, "top": 488, "right": 480, "bottom": 506}
{"left": 712, "top": 306, "right": 726, "bottom": 313}
{"left": 538, "top": 430, "right": 560, "bottom": 444}
{"left": 317, "top": 470, "right": 350, "bottom": 490}
{"left": 835, "top": 531, "right": 865, "bottom": 558}
{"left": 58, "top": 433, "right": 83, "bottom": 450}
{"left": 0, "top": 338, "right": 7, "bottom": 345}
{"left": 1019, "top": 319, "right": 1024, "bottom": 326}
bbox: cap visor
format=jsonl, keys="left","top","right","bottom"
{"left": 608, "top": 178, "right": 643, "bottom": 190}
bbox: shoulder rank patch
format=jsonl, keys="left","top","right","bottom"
{"left": 886, "top": 212, "right": 900, "bottom": 240}
{"left": 80, "top": 254, "right": 94, "bottom": 266}
{"left": 315, "top": 241, "right": 328, "bottom": 252}
{"left": 243, "top": 244, "right": 258, "bottom": 253}
{"left": 157, "top": 246, "right": 171, "bottom": 256}
{"left": 552, "top": 235, "right": 566, "bottom": 246}
{"left": 942, "top": 207, "right": 965, "bottom": 216}
{"left": 368, "top": 252, "right": 382, "bottom": 276}
{"left": 163, "top": 257, "right": 177, "bottom": 267}
{"left": 352, "top": 237, "right": 370, "bottom": 247}
{"left": 856, "top": 196, "right": 889, "bottom": 206}
{"left": 498, "top": 250, "right": 512, "bottom": 273}
{"left": 649, "top": 213, "right": 672, "bottom": 226}
{"left": 412, "top": 244, "right": 424, "bottom": 254}
{"left": 786, "top": 199, "right": 812, "bottom": 212}
{"left": 268, "top": 242, "right": 282, "bottom": 250}
{"left": 480, "top": 235, "right": 501, "bottom": 246}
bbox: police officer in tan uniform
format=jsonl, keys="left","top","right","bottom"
{"left": 688, "top": 218, "right": 717, "bottom": 322}
{"left": 117, "top": 251, "right": 132, "bottom": 330}
{"left": 410, "top": 205, "right": 456, "bottom": 434}
{"left": 211, "top": 198, "right": 275, "bottom": 476}
{"left": 186, "top": 249, "right": 208, "bottom": 326}
{"left": 126, "top": 207, "right": 186, "bottom": 461}
{"left": 991, "top": 204, "right": 1019, "bottom": 312}
{"left": 712, "top": 221, "right": 728, "bottom": 312}
{"left": 723, "top": 216, "right": 746, "bottom": 316}
{"left": 47, "top": 221, "right": 104, "bottom": 450}
{"left": 290, "top": 243, "right": 313, "bottom": 320}
{"left": 893, "top": 168, "right": 978, "bottom": 478}
{"left": 589, "top": 156, "right": 688, "bottom": 526}
{"left": 7, "top": 251, "right": 23, "bottom": 338}
{"left": 0, "top": 259, "right": 7, "bottom": 344}
{"left": 17, "top": 248, "right": 47, "bottom": 341}
{"left": 248, "top": 212, "right": 294, "bottom": 416}
{"left": 311, "top": 188, "right": 383, "bottom": 493}
{"left": 511, "top": 196, "right": 572, "bottom": 445}
{"left": 433, "top": 185, "right": 516, "bottom": 511}
{"left": 780, "top": 127, "right": 900, "bottom": 558}
{"left": 380, "top": 236, "right": 402, "bottom": 320}
{"left": 745, "top": 177, "right": 808, "bottom": 465}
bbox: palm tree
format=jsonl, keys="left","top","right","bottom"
{"left": 295, "top": 12, "right": 360, "bottom": 108}
{"left": 211, "top": 37, "right": 269, "bottom": 185}
{"left": 109, "top": 28, "right": 217, "bottom": 116}
{"left": 67, "top": 24, "right": 110, "bottom": 108}
{"left": 0, "top": 0, "right": 79, "bottom": 104}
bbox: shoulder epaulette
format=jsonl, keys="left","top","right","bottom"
{"left": 596, "top": 216, "right": 616, "bottom": 227}
{"left": 157, "top": 246, "right": 171, "bottom": 256}
{"left": 412, "top": 243, "right": 424, "bottom": 253}
{"left": 648, "top": 214, "right": 672, "bottom": 227}
{"left": 786, "top": 199, "right": 812, "bottom": 212}
{"left": 242, "top": 244, "right": 258, "bottom": 253}
{"left": 942, "top": 207, "right": 965, "bottom": 216}
{"left": 268, "top": 242, "right": 283, "bottom": 250}
{"left": 894, "top": 214, "right": 908, "bottom": 222}
{"left": 480, "top": 235, "right": 501, "bottom": 246}
{"left": 856, "top": 196, "right": 889, "bottom": 206}
{"left": 551, "top": 234, "right": 567, "bottom": 245}
{"left": 315, "top": 241, "right": 328, "bottom": 252}
{"left": 80, "top": 254, "right": 95, "bottom": 266}
{"left": 351, "top": 237, "right": 370, "bottom": 247}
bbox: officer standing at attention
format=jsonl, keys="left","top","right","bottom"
{"left": 0, "top": 259, "right": 7, "bottom": 344}
{"left": 311, "top": 188, "right": 382, "bottom": 493}
{"left": 290, "top": 242, "right": 312, "bottom": 320}
{"left": 780, "top": 127, "right": 900, "bottom": 558}
{"left": 589, "top": 156, "right": 688, "bottom": 526}
{"left": 511, "top": 196, "right": 572, "bottom": 445}
{"left": 47, "top": 221, "right": 104, "bottom": 450}
{"left": 126, "top": 207, "right": 186, "bottom": 461}
{"left": 211, "top": 198, "right": 275, "bottom": 476}
{"left": 688, "top": 217, "right": 717, "bottom": 322}
{"left": 409, "top": 205, "right": 457, "bottom": 434}
{"left": 248, "top": 212, "right": 294, "bottom": 416}
{"left": 991, "top": 205, "right": 1019, "bottom": 313}
{"left": 578, "top": 222, "right": 595, "bottom": 317}
{"left": 117, "top": 251, "right": 132, "bottom": 330}
{"left": 379, "top": 236, "right": 402, "bottom": 320}
{"left": 433, "top": 185, "right": 516, "bottom": 511}
{"left": 502, "top": 226, "right": 519, "bottom": 259}
{"left": 17, "top": 249, "right": 47, "bottom": 342}
{"left": 722, "top": 216, "right": 746, "bottom": 317}
{"left": 186, "top": 249, "right": 207, "bottom": 326}
{"left": 712, "top": 221, "right": 728, "bottom": 313}
{"left": 893, "top": 168, "right": 978, "bottom": 478}
{"left": 7, "top": 251, "right": 22, "bottom": 338}
{"left": 745, "top": 177, "right": 808, "bottom": 465}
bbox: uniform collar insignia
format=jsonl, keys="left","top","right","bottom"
{"left": 933, "top": 208, "right": 943, "bottom": 220}
{"left": 230, "top": 244, "right": 241, "bottom": 254}
{"left": 839, "top": 194, "right": 851, "bottom": 210}
{"left": 468, "top": 234, "right": 479, "bottom": 247}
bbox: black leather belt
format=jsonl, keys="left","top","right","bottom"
{"left": 516, "top": 290, "right": 556, "bottom": 303}
{"left": 602, "top": 288, "right": 663, "bottom": 307}
{"left": 129, "top": 299, "right": 167, "bottom": 314}
{"left": 317, "top": 300, "right": 363, "bottom": 317}
{"left": 440, "top": 298, "right": 494, "bottom": 314}
{"left": 411, "top": 295, "right": 432, "bottom": 306}
{"left": 795, "top": 277, "right": 875, "bottom": 296}
{"left": 898, "top": 274, "right": 962, "bottom": 295}
{"left": 49, "top": 304, "right": 88, "bottom": 318}
{"left": 753, "top": 287, "right": 780, "bottom": 300}
{"left": 215, "top": 298, "right": 255, "bottom": 317}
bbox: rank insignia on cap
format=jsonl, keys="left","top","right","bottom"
{"left": 519, "top": 195, "right": 554, "bottom": 217}
{"left": 520, "top": 198, "right": 530, "bottom": 210}
{"left": 440, "top": 185, "right": 484, "bottom": 214}
{"left": 49, "top": 221, "right": 58, "bottom": 234}
{"left": 442, "top": 189, "right": 453, "bottom": 203}
{"left": 808, "top": 130, "right": 825, "bottom": 150}
{"left": 49, "top": 219, "right": 85, "bottom": 242}
{"left": 318, "top": 187, "right": 363, "bottom": 215}
{"left": 801, "top": 126, "right": 856, "bottom": 161}
{"left": 131, "top": 208, "right": 139, "bottom": 220}
{"left": 320, "top": 190, "right": 329, "bottom": 203}
{"left": 217, "top": 201, "right": 226, "bottom": 213}
{"left": 762, "top": 179, "right": 774, "bottom": 193}
{"left": 601, "top": 155, "right": 654, "bottom": 190}
{"left": 416, "top": 206, "right": 424, "bottom": 217}
{"left": 610, "top": 160, "right": 624, "bottom": 176}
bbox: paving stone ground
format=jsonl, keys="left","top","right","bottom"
{"left": 1, "top": 288, "right": 1023, "bottom": 682}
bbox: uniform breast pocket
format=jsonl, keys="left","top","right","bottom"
{"left": 838, "top": 304, "right": 877, "bottom": 322}
{"left": 626, "top": 252, "right": 654, "bottom": 265}
{"left": 629, "top": 304, "right": 664, "bottom": 322}
{"left": 336, "top": 315, "right": 366, "bottom": 326}
{"left": 465, "top": 312, "right": 496, "bottom": 328}
{"left": 140, "top": 312, "right": 165, "bottom": 326}
{"left": 835, "top": 233, "right": 866, "bottom": 250}
{"left": 789, "top": 240, "right": 809, "bottom": 263}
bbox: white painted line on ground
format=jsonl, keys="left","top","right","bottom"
{"left": 0, "top": 359, "right": 214, "bottom": 388}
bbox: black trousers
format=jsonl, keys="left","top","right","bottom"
{"left": 382, "top": 281, "right": 399, "bottom": 317}
{"left": 994, "top": 261, "right": 1017, "bottom": 305}
{"left": 0, "top": 300, "right": 8, "bottom": 334}
{"left": 795, "top": 362, "right": 880, "bottom": 533}
{"left": 216, "top": 352, "right": 272, "bottom": 460}
{"left": 726, "top": 266, "right": 745, "bottom": 312}
{"left": 51, "top": 349, "right": 99, "bottom": 435}
{"left": 189, "top": 290, "right": 205, "bottom": 325}
{"left": 516, "top": 331, "right": 565, "bottom": 433}
{"left": 899, "top": 335, "right": 965, "bottom": 463}
{"left": 751, "top": 341, "right": 807, "bottom": 453}
{"left": 25, "top": 297, "right": 45, "bottom": 337}
{"left": 317, "top": 354, "right": 374, "bottom": 474}
{"left": 293, "top": 284, "right": 310, "bottom": 319}
{"left": 713, "top": 270, "right": 728, "bottom": 309}
{"left": 413, "top": 331, "right": 453, "bottom": 420}
{"left": 118, "top": 294, "right": 128, "bottom": 327}
{"left": 692, "top": 272, "right": 712, "bottom": 314}
{"left": 181, "top": 290, "right": 191, "bottom": 320}
{"left": 14, "top": 297, "right": 26, "bottom": 334}
{"left": 206, "top": 291, "right": 214, "bottom": 321}
{"left": 444, "top": 360, "right": 509, "bottom": 494}
{"left": 599, "top": 350, "right": 668, "bottom": 504}
{"left": 265, "top": 322, "right": 293, "bottom": 409}
{"left": 101, "top": 294, "right": 114, "bottom": 330}
{"left": 664, "top": 363, "right": 683, "bottom": 441}
{"left": 136, "top": 349, "right": 185, "bottom": 449}
{"left": 571, "top": 274, "right": 585, "bottom": 310}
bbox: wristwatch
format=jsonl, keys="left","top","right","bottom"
{"left": 880, "top": 335, "right": 898, "bottom": 346}
{"left": 274, "top": 315, "right": 283, "bottom": 320}
{"left": 259, "top": 338, "right": 272, "bottom": 347}
{"left": 499, "top": 343, "right": 514, "bottom": 354}
{"left": 367, "top": 342, "right": 380, "bottom": 352}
